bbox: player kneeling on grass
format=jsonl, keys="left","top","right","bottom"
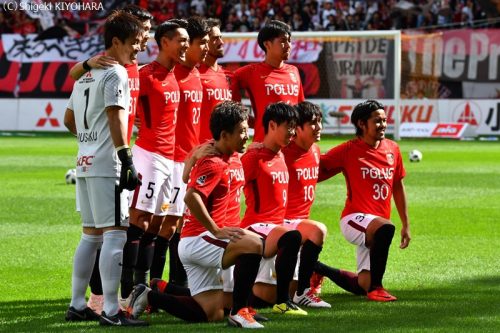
{"left": 127, "top": 101, "right": 265, "bottom": 328}
{"left": 281, "top": 101, "right": 330, "bottom": 308}
{"left": 63, "top": 11, "right": 147, "bottom": 326}
{"left": 240, "top": 102, "right": 307, "bottom": 315}
{"left": 319, "top": 100, "right": 411, "bottom": 301}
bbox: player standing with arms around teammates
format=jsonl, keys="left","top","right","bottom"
{"left": 280, "top": 101, "right": 330, "bottom": 308}
{"left": 232, "top": 20, "right": 304, "bottom": 142}
{"left": 69, "top": 4, "right": 152, "bottom": 144}
{"left": 153, "top": 17, "right": 210, "bottom": 287}
{"left": 240, "top": 102, "right": 307, "bottom": 315}
{"left": 127, "top": 101, "right": 265, "bottom": 329}
{"left": 121, "top": 20, "right": 189, "bottom": 301}
{"left": 319, "top": 100, "right": 411, "bottom": 301}
{"left": 67, "top": 5, "right": 154, "bottom": 314}
{"left": 198, "top": 18, "right": 233, "bottom": 143}
{"left": 63, "top": 11, "right": 147, "bottom": 326}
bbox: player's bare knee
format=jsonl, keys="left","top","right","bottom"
{"left": 317, "top": 222, "right": 328, "bottom": 239}
{"left": 239, "top": 234, "right": 263, "bottom": 255}
{"left": 129, "top": 209, "right": 152, "bottom": 230}
{"left": 308, "top": 222, "right": 327, "bottom": 245}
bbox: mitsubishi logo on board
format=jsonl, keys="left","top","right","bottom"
{"left": 36, "top": 103, "right": 60, "bottom": 127}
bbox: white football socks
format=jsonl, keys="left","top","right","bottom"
{"left": 70, "top": 233, "right": 103, "bottom": 311}
{"left": 100, "top": 230, "right": 127, "bottom": 316}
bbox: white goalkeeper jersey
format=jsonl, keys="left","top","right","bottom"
{"left": 67, "top": 64, "right": 130, "bottom": 178}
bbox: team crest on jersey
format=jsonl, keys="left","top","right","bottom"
{"left": 289, "top": 72, "right": 297, "bottom": 83}
{"left": 115, "top": 89, "right": 123, "bottom": 98}
{"left": 225, "top": 75, "right": 232, "bottom": 86}
{"left": 386, "top": 153, "right": 394, "bottom": 165}
{"left": 196, "top": 175, "right": 207, "bottom": 185}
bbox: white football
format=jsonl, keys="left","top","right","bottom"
{"left": 65, "top": 168, "right": 76, "bottom": 184}
{"left": 409, "top": 149, "right": 423, "bottom": 162}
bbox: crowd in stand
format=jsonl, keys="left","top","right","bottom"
{"left": 1, "top": 0, "right": 499, "bottom": 36}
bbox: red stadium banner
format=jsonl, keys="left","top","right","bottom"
{"left": 1, "top": 29, "right": 500, "bottom": 100}
{"left": 401, "top": 29, "right": 500, "bottom": 99}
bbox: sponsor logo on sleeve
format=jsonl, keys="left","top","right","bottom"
{"left": 196, "top": 175, "right": 207, "bottom": 185}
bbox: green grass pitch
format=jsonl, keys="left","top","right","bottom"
{"left": 0, "top": 134, "right": 499, "bottom": 332}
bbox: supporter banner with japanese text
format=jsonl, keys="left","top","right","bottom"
{"left": 2, "top": 33, "right": 103, "bottom": 63}
{"left": 2, "top": 29, "right": 500, "bottom": 100}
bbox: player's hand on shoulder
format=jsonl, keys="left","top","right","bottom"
{"left": 88, "top": 55, "right": 118, "bottom": 69}
{"left": 400, "top": 225, "right": 411, "bottom": 249}
{"left": 117, "top": 147, "right": 141, "bottom": 191}
{"left": 194, "top": 141, "right": 219, "bottom": 160}
{"left": 247, "top": 141, "right": 263, "bottom": 150}
{"left": 215, "top": 227, "right": 245, "bottom": 242}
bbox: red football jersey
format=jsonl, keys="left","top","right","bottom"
{"left": 240, "top": 147, "right": 289, "bottom": 228}
{"left": 125, "top": 63, "right": 139, "bottom": 144}
{"left": 134, "top": 61, "right": 179, "bottom": 159}
{"left": 181, "top": 155, "right": 231, "bottom": 238}
{"left": 282, "top": 141, "right": 321, "bottom": 220}
{"left": 232, "top": 62, "right": 305, "bottom": 142}
{"left": 226, "top": 152, "right": 245, "bottom": 228}
{"left": 320, "top": 138, "right": 406, "bottom": 219}
{"left": 198, "top": 64, "right": 233, "bottom": 143}
{"left": 174, "top": 64, "right": 203, "bottom": 162}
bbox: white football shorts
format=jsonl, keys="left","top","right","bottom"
{"left": 166, "top": 162, "right": 187, "bottom": 217}
{"left": 246, "top": 223, "right": 280, "bottom": 285}
{"left": 129, "top": 145, "right": 174, "bottom": 216}
{"left": 340, "top": 213, "right": 378, "bottom": 273}
{"left": 77, "top": 177, "right": 129, "bottom": 228}
{"left": 178, "top": 231, "right": 229, "bottom": 296}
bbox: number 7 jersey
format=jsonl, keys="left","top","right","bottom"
{"left": 320, "top": 138, "right": 406, "bottom": 219}
{"left": 67, "top": 64, "right": 130, "bottom": 178}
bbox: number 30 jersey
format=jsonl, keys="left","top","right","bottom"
{"left": 320, "top": 138, "right": 405, "bottom": 219}
{"left": 67, "top": 64, "right": 130, "bottom": 178}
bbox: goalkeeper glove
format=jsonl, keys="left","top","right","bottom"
{"left": 117, "top": 146, "right": 141, "bottom": 191}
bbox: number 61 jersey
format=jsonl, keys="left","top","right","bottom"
{"left": 67, "top": 64, "right": 130, "bottom": 178}
{"left": 320, "top": 138, "right": 405, "bottom": 220}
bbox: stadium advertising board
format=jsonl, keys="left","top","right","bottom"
{"left": 0, "top": 99, "right": 67, "bottom": 132}
{"left": 399, "top": 123, "right": 438, "bottom": 138}
{"left": 0, "top": 98, "right": 498, "bottom": 136}
{"left": 399, "top": 123, "right": 473, "bottom": 139}
{"left": 431, "top": 123, "right": 470, "bottom": 138}
{"left": 313, "top": 99, "right": 499, "bottom": 136}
